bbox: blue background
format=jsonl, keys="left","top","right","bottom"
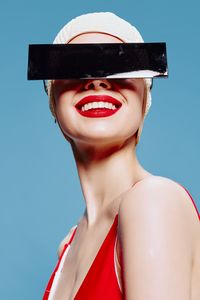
{"left": 0, "top": 0, "right": 199, "bottom": 299}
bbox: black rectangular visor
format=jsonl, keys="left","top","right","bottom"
{"left": 27, "top": 42, "right": 168, "bottom": 91}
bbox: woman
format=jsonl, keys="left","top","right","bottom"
{"left": 42, "top": 12, "right": 200, "bottom": 300}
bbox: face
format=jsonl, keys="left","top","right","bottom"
{"left": 52, "top": 32, "right": 146, "bottom": 147}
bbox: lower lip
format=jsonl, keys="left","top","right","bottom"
{"left": 75, "top": 107, "right": 121, "bottom": 118}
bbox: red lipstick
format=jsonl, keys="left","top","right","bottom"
{"left": 75, "top": 95, "right": 122, "bottom": 118}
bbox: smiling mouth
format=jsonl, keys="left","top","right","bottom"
{"left": 75, "top": 95, "right": 122, "bottom": 111}
{"left": 75, "top": 95, "right": 122, "bottom": 117}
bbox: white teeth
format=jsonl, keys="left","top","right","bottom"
{"left": 104, "top": 103, "right": 109, "bottom": 108}
{"left": 99, "top": 101, "right": 104, "bottom": 108}
{"left": 80, "top": 101, "right": 117, "bottom": 111}
{"left": 87, "top": 103, "right": 91, "bottom": 109}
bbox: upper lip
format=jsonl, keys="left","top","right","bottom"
{"left": 75, "top": 95, "right": 122, "bottom": 109}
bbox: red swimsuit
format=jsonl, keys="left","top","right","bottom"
{"left": 42, "top": 183, "right": 200, "bottom": 300}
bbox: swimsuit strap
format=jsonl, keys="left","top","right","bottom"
{"left": 68, "top": 225, "right": 78, "bottom": 244}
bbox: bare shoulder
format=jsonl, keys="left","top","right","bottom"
{"left": 58, "top": 225, "right": 77, "bottom": 258}
{"left": 119, "top": 175, "right": 199, "bottom": 226}
{"left": 117, "top": 175, "right": 199, "bottom": 299}
{"left": 118, "top": 175, "right": 199, "bottom": 248}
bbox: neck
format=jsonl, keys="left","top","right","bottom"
{"left": 71, "top": 138, "right": 151, "bottom": 226}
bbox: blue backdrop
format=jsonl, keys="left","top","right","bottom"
{"left": 0, "top": 0, "right": 199, "bottom": 299}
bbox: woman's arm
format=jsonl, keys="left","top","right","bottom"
{"left": 118, "top": 177, "right": 195, "bottom": 300}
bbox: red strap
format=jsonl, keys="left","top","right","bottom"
{"left": 42, "top": 226, "right": 78, "bottom": 300}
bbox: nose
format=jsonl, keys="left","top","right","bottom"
{"left": 84, "top": 79, "right": 112, "bottom": 90}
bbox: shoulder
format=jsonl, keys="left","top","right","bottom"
{"left": 119, "top": 175, "right": 199, "bottom": 226}
{"left": 57, "top": 225, "right": 77, "bottom": 258}
{"left": 117, "top": 175, "right": 196, "bottom": 298}
{"left": 118, "top": 175, "right": 199, "bottom": 257}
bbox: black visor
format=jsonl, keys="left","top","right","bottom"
{"left": 27, "top": 42, "right": 168, "bottom": 92}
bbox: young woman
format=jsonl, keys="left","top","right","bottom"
{"left": 42, "top": 12, "right": 200, "bottom": 300}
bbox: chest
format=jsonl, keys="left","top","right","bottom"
{"left": 54, "top": 243, "right": 121, "bottom": 299}
{"left": 44, "top": 216, "right": 122, "bottom": 300}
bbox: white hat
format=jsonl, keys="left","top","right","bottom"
{"left": 48, "top": 12, "right": 152, "bottom": 119}
{"left": 53, "top": 12, "right": 144, "bottom": 44}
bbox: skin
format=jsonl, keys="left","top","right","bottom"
{"left": 51, "top": 32, "right": 200, "bottom": 300}
{"left": 52, "top": 32, "right": 150, "bottom": 225}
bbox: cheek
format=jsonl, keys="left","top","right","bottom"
{"left": 125, "top": 97, "right": 142, "bottom": 130}
{"left": 105, "top": 91, "right": 142, "bottom": 140}
{"left": 123, "top": 89, "right": 144, "bottom": 115}
{"left": 54, "top": 92, "right": 78, "bottom": 132}
{"left": 122, "top": 91, "right": 143, "bottom": 129}
{"left": 53, "top": 88, "right": 73, "bottom": 112}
